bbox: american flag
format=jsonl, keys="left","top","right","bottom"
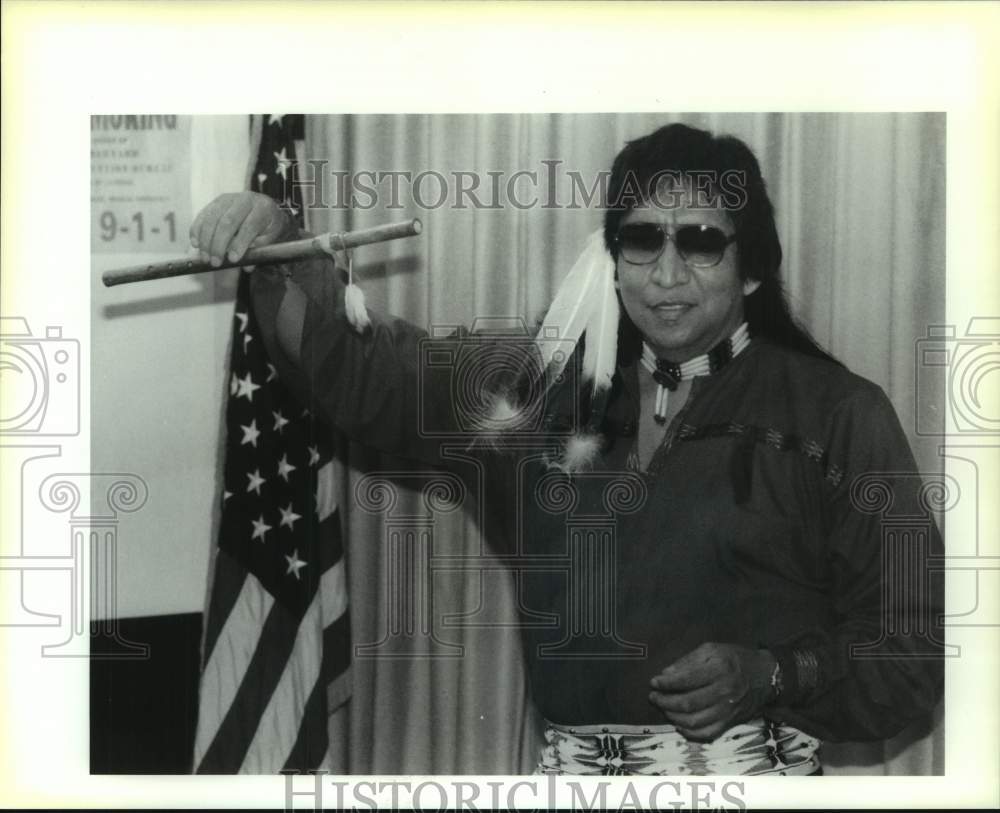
{"left": 193, "top": 114, "right": 351, "bottom": 773}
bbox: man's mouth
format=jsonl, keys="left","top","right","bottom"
{"left": 649, "top": 302, "right": 694, "bottom": 316}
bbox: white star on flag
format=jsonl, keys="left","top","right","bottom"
{"left": 251, "top": 515, "right": 272, "bottom": 542}
{"left": 308, "top": 446, "right": 320, "bottom": 466}
{"left": 277, "top": 454, "right": 297, "bottom": 482}
{"left": 246, "top": 469, "right": 266, "bottom": 495}
{"left": 230, "top": 373, "right": 238, "bottom": 396}
{"left": 240, "top": 419, "right": 261, "bottom": 448}
{"left": 243, "top": 333, "right": 253, "bottom": 351}
{"left": 279, "top": 503, "right": 302, "bottom": 530}
{"left": 222, "top": 490, "right": 232, "bottom": 503}
{"left": 235, "top": 311, "right": 248, "bottom": 332}
{"left": 268, "top": 114, "right": 286, "bottom": 127}
{"left": 284, "top": 549, "right": 308, "bottom": 580}
{"left": 257, "top": 172, "right": 268, "bottom": 188}
{"left": 272, "top": 410, "right": 289, "bottom": 433}
{"left": 274, "top": 147, "right": 291, "bottom": 180}
{"left": 235, "top": 372, "right": 260, "bottom": 402}
{"left": 266, "top": 363, "right": 277, "bottom": 382}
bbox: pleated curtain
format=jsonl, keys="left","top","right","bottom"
{"left": 303, "top": 113, "right": 945, "bottom": 775}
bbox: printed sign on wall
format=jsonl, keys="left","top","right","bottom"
{"left": 91, "top": 115, "right": 192, "bottom": 254}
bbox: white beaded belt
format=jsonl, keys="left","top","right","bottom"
{"left": 536, "top": 718, "right": 820, "bottom": 776}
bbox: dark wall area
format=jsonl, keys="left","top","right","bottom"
{"left": 90, "top": 613, "right": 202, "bottom": 774}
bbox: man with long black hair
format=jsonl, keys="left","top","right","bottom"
{"left": 191, "top": 122, "right": 943, "bottom": 775}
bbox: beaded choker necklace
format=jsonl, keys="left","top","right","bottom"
{"left": 640, "top": 322, "right": 751, "bottom": 424}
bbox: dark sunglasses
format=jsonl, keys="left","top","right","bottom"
{"left": 615, "top": 222, "right": 737, "bottom": 268}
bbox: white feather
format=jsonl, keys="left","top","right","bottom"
{"left": 344, "top": 283, "right": 371, "bottom": 332}
{"left": 580, "top": 251, "right": 619, "bottom": 397}
{"left": 548, "top": 432, "right": 602, "bottom": 474}
{"left": 464, "top": 392, "right": 532, "bottom": 453}
{"left": 534, "top": 230, "right": 610, "bottom": 387}
{"left": 475, "top": 392, "right": 529, "bottom": 432}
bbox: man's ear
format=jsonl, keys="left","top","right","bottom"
{"left": 743, "top": 278, "right": 761, "bottom": 296}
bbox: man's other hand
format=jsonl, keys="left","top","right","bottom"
{"left": 648, "top": 642, "right": 777, "bottom": 742}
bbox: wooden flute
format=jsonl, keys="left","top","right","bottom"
{"left": 101, "top": 218, "right": 423, "bottom": 287}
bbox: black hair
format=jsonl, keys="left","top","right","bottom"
{"left": 602, "top": 122, "right": 838, "bottom": 366}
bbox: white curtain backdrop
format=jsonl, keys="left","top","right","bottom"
{"left": 300, "top": 113, "right": 945, "bottom": 775}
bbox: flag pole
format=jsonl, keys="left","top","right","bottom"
{"left": 101, "top": 218, "right": 423, "bottom": 287}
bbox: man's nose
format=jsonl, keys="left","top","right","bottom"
{"left": 650, "top": 240, "right": 690, "bottom": 287}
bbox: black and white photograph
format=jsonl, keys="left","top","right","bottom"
{"left": 2, "top": 2, "right": 999, "bottom": 811}
{"left": 90, "top": 111, "right": 949, "bottom": 781}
